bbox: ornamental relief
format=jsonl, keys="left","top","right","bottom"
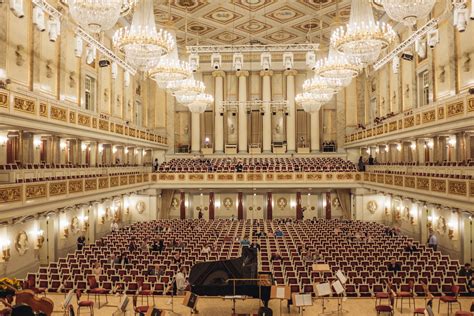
{"left": 403, "top": 116, "right": 415, "bottom": 128}
{"left": 363, "top": 173, "right": 370, "bottom": 181}
{"left": 25, "top": 184, "right": 47, "bottom": 199}
{"left": 431, "top": 179, "right": 447, "bottom": 193}
{"left": 236, "top": 174, "right": 245, "bottom": 181}
{"left": 389, "top": 121, "right": 397, "bottom": 132}
{"left": 189, "top": 174, "right": 205, "bottom": 181}
{"left": 77, "top": 114, "right": 91, "bottom": 127}
{"left": 295, "top": 174, "right": 304, "bottom": 181}
{"left": 136, "top": 174, "right": 143, "bottom": 183}
{"left": 336, "top": 173, "right": 353, "bottom": 180}
{"left": 84, "top": 179, "right": 97, "bottom": 191}
{"left": 277, "top": 174, "right": 293, "bottom": 180}
{"left": 0, "top": 187, "right": 22, "bottom": 203}
{"left": 218, "top": 174, "right": 234, "bottom": 181}
{"left": 115, "top": 124, "right": 123, "bottom": 134}
{"left": 447, "top": 102, "right": 464, "bottom": 117}
{"left": 120, "top": 176, "right": 128, "bottom": 186}
{"left": 325, "top": 174, "right": 333, "bottom": 180}
{"left": 50, "top": 106, "right": 67, "bottom": 121}
{"left": 98, "top": 119, "right": 109, "bottom": 131}
{"left": 0, "top": 92, "right": 8, "bottom": 108}
{"left": 68, "top": 180, "right": 83, "bottom": 193}
{"left": 394, "top": 176, "right": 404, "bottom": 186}
{"left": 92, "top": 118, "right": 97, "bottom": 128}
{"left": 416, "top": 178, "right": 430, "bottom": 190}
{"left": 468, "top": 98, "right": 474, "bottom": 112}
{"left": 385, "top": 175, "right": 393, "bottom": 185}
{"left": 377, "top": 174, "right": 384, "bottom": 183}
{"left": 307, "top": 174, "right": 322, "bottom": 181}
{"left": 437, "top": 107, "right": 445, "bottom": 119}
{"left": 248, "top": 174, "right": 263, "bottom": 181}
{"left": 207, "top": 174, "right": 215, "bottom": 180}
{"left": 370, "top": 174, "right": 376, "bottom": 182}
{"left": 376, "top": 126, "right": 383, "bottom": 135}
{"left": 178, "top": 174, "right": 185, "bottom": 180}
{"left": 415, "top": 114, "right": 421, "bottom": 125}
{"left": 13, "top": 97, "right": 35, "bottom": 113}
{"left": 69, "top": 112, "right": 76, "bottom": 123}
{"left": 422, "top": 110, "right": 436, "bottom": 124}
{"left": 448, "top": 180, "right": 467, "bottom": 196}
{"left": 110, "top": 177, "right": 119, "bottom": 187}
{"left": 129, "top": 175, "right": 136, "bottom": 184}
{"left": 98, "top": 178, "right": 109, "bottom": 189}
{"left": 470, "top": 182, "right": 474, "bottom": 196}
{"left": 49, "top": 182, "right": 67, "bottom": 196}
{"left": 405, "top": 177, "right": 415, "bottom": 188}
{"left": 39, "top": 103, "right": 48, "bottom": 117}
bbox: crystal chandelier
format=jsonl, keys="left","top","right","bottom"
{"left": 295, "top": 93, "right": 325, "bottom": 113}
{"left": 113, "top": 0, "right": 175, "bottom": 71}
{"left": 149, "top": 28, "right": 192, "bottom": 88}
{"left": 372, "top": 0, "right": 436, "bottom": 26}
{"left": 69, "top": 0, "right": 136, "bottom": 33}
{"left": 172, "top": 79, "right": 206, "bottom": 104}
{"left": 331, "top": 0, "right": 396, "bottom": 66}
{"left": 187, "top": 93, "right": 214, "bottom": 113}
{"left": 302, "top": 76, "right": 339, "bottom": 95}
{"left": 314, "top": 47, "right": 360, "bottom": 88}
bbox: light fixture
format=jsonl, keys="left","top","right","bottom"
{"left": 33, "top": 5, "right": 46, "bottom": 32}
{"left": 295, "top": 92, "right": 326, "bottom": 113}
{"left": 261, "top": 52, "right": 271, "bottom": 71}
{"left": 172, "top": 79, "right": 206, "bottom": 104}
{"left": 34, "top": 230, "right": 45, "bottom": 249}
{"left": 9, "top": 0, "right": 24, "bottom": 18}
{"left": 453, "top": 1, "right": 469, "bottom": 32}
{"left": 331, "top": 0, "right": 396, "bottom": 66}
{"left": 0, "top": 240, "right": 11, "bottom": 262}
{"left": 410, "top": 142, "right": 416, "bottom": 150}
{"left": 47, "top": 17, "right": 60, "bottom": 42}
{"left": 314, "top": 47, "right": 359, "bottom": 88}
{"left": 233, "top": 53, "right": 244, "bottom": 71}
{"left": 187, "top": 93, "right": 213, "bottom": 113}
{"left": 189, "top": 53, "right": 199, "bottom": 72}
{"left": 113, "top": 0, "right": 175, "bottom": 71}
{"left": 373, "top": 0, "right": 436, "bottom": 26}
{"left": 427, "top": 28, "right": 439, "bottom": 48}
{"left": 211, "top": 53, "right": 222, "bottom": 70}
{"left": 306, "top": 51, "right": 317, "bottom": 69}
{"left": 282, "top": 52, "right": 294, "bottom": 70}
{"left": 396, "top": 144, "right": 402, "bottom": 151}
{"left": 302, "top": 76, "right": 338, "bottom": 95}
{"left": 74, "top": 35, "right": 83, "bottom": 58}
{"left": 86, "top": 46, "right": 96, "bottom": 65}
{"left": 69, "top": 0, "right": 136, "bottom": 33}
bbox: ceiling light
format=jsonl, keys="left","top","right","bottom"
{"left": 331, "top": 0, "right": 396, "bottom": 66}
{"left": 211, "top": 53, "right": 222, "bottom": 70}
{"left": 373, "top": 0, "right": 436, "bottom": 26}
{"left": 283, "top": 52, "right": 294, "bottom": 70}
{"left": 69, "top": 0, "right": 136, "bottom": 33}
{"left": 314, "top": 47, "right": 359, "bottom": 88}
{"left": 189, "top": 53, "right": 199, "bottom": 72}
{"left": 302, "top": 76, "right": 339, "bottom": 95}
{"left": 113, "top": 0, "right": 175, "bottom": 72}
{"left": 295, "top": 92, "right": 332, "bottom": 113}
{"left": 187, "top": 93, "right": 214, "bottom": 113}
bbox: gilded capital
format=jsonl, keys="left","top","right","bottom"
{"left": 259, "top": 70, "right": 274, "bottom": 77}
{"left": 236, "top": 70, "right": 249, "bottom": 78}
{"left": 284, "top": 70, "right": 298, "bottom": 77}
{"left": 212, "top": 70, "right": 226, "bottom": 78}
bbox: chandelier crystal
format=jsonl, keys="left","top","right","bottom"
{"left": 373, "top": 0, "right": 436, "bottom": 26}
{"left": 314, "top": 47, "right": 360, "bottom": 88}
{"left": 149, "top": 29, "right": 192, "bottom": 88}
{"left": 113, "top": 0, "right": 175, "bottom": 71}
{"left": 295, "top": 93, "right": 325, "bottom": 113}
{"left": 172, "top": 79, "right": 206, "bottom": 104}
{"left": 302, "top": 76, "right": 339, "bottom": 95}
{"left": 331, "top": 0, "right": 396, "bottom": 66}
{"left": 187, "top": 93, "right": 214, "bottom": 113}
{"left": 69, "top": 0, "right": 136, "bottom": 33}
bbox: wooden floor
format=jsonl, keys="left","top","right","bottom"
{"left": 43, "top": 293, "right": 473, "bottom": 315}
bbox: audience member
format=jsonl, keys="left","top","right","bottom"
{"left": 153, "top": 158, "right": 159, "bottom": 172}
{"left": 77, "top": 234, "right": 86, "bottom": 250}
{"left": 201, "top": 244, "right": 211, "bottom": 255}
{"left": 358, "top": 156, "right": 365, "bottom": 171}
{"left": 459, "top": 263, "right": 473, "bottom": 277}
{"left": 175, "top": 267, "right": 188, "bottom": 296}
{"left": 151, "top": 240, "right": 159, "bottom": 252}
{"left": 427, "top": 231, "right": 438, "bottom": 251}
{"left": 387, "top": 258, "right": 401, "bottom": 273}
{"left": 274, "top": 228, "right": 284, "bottom": 237}
{"left": 92, "top": 262, "right": 102, "bottom": 278}
{"left": 128, "top": 241, "right": 136, "bottom": 252}
{"left": 147, "top": 264, "right": 165, "bottom": 277}
{"left": 404, "top": 241, "right": 417, "bottom": 253}
{"left": 368, "top": 155, "right": 374, "bottom": 165}
{"left": 110, "top": 220, "right": 119, "bottom": 232}
{"left": 271, "top": 252, "right": 282, "bottom": 262}
{"left": 172, "top": 252, "right": 182, "bottom": 264}
{"left": 250, "top": 242, "right": 260, "bottom": 251}
{"left": 240, "top": 235, "right": 251, "bottom": 247}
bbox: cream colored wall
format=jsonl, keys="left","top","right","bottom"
{"left": 215, "top": 193, "right": 238, "bottom": 219}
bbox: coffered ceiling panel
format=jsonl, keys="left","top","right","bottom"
{"left": 152, "top": 0, "right": 357, "bottom": 48}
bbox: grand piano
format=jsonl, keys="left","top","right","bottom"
{"left": 188, "top": 247, "right": 273, "bottom": 306}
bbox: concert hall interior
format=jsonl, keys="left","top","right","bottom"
{"left": 1, "top": 0, "right": 474, "bottom": 315}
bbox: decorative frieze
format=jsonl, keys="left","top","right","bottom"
{"left": 431, "top": 179, "right": 446, "bottom": 193}
{"left": 0, "top": 92, "right": 8, "bottom": 108}
{"left": 0, "top": 186, "right": 22, "bottom": 203}
{"left": 84, "top": 179, "right": 97, "bottom": 191}
{"left": 422, "top": 110, "right": 436, "bottom": 124}
{"left": 78, "top": 114, "right": 91, "bottom": 127}
{"left": 39, "top": 103, "right": 48, "bottom": 117}
{"left": 416, "top": 177, "right": 430, "bottom": 190}
{"left": 68, "top": 180, "right": 83, "bottom": 193}
{"left": 50, "top": 106, "right": 67, "bottom": 121}
{"left": 25, "top": 184, "right": 47, "bottom": 200}
{"left": 448, "top": 180, "right": 467, "bottom": 196}
{"left": 446, "top": 102, "right": 464, "bottom": 117}
{"left": 49, "top": 181, "right": 67, "bottom": 196}
{"left": 404, "top": 177, "right": 415, "bottom": 188}
{"left": 13, "top": 96, "right": 35, "bottom": 114}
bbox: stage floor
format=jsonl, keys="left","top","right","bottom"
{"left": 37, "top": 293, "right": 472, "bottom": 315}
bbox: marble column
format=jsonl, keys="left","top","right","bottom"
{"left": 237, "top": 71, "right": 249, "bottom": 153}
{"left": 261, "top": 71, "right": 273, "bottom": 153}
{"left": 213, "top": 71, "right": 225, "bottom": 153}
{"left": 285, "top": 70, "right": 297, "bottom": 153}
{"left": 310, "top": 110, "right": 320, "bottom": 152}
{"left": 191, "top": 112, "right": 200, "bottom": 153}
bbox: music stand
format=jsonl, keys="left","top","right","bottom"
{"left": 62, "top": 290, "right": 74, "bottom": 316}
{"left": 270, "top": 285, "right": 290, "bottom": 316}
{"left": 182, "top": 292, "right": 198, "bottom": 315}
{"left": 314, "top": 282, "right": 332, "bottom": 315}
{"left": 292, "top": 293, "right": 313, "bottom": 316}
{"left": 112, "top": 294, "right": 129, "bottom": 316}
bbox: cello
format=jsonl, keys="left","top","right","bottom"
{"left": 14, "top": 290, "right": 54, "bottom": 316}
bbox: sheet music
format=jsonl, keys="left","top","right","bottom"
{"left": 276, "top": 287, "right": 286, "bottom": 299}
{"left": 315, "top": 283, "right": 332, "bottom": 297}
{"left": 336, "top": 270, "right": 347, "bottom": 285}
{"left": 294, "top": 293, "right": 313, "bottom": 306}
{"left": 332, "top": 280, "right": 344, "bottom": 295}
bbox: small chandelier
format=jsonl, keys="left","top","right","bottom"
{"left": 69, "top": 0, "right": 136, "bottom": 33}
{"left": 187, "top": 93, "right": 214, "bottom": 113}
{"left": 331, "top": 0, "right": 396, "bottom": 66}
{"left": 295, "top": 93, "right": 326, "bottom": 113}
{"left": 113, "top": 0, "right": 175, "bottom": 71}
{"left": 172, "top": 79, "right": 206, "bottom": 104}
{"left": 302, "top": 76, "right": 339, "bottom": 95}
{"left": 372, "top": 0, "right": 436, "bottom": 26}
{"left": 314, "top": 47, "right": 360, "bottom": 88}
{"left": 149, "top": 28, "right": 191, "bottom": 88}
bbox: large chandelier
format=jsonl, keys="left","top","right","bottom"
{"left": 113, "top": 0, "right": 175, "bottom": 71}
{"left": 302, "top": 76, "right": 339, "bottom": 95}
{"left": 172, "top": 79, "right": 206, "bottom": 104}
{"left": 372, "top": 0, "right": 436, "bottom": 26}
{"left": 187, "top": 93, "right": 214, "bottom": 113}
{"left": 331, "top": 0, "right": 396, "bottom": 66}
{"left": 314, "top": 47, "right": 360, "bottom": 88}
{"left": 295, "top": 93, "right": 325, "bottom": 113}
{"left": 69, "top": 0, "right": 136, "bottom": 33}
{"left": 149, "top": 26, "right": 192, "bottom": 88}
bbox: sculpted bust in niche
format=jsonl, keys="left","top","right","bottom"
{"left": 15, "top": 231, "right": 29, "bottom": 256}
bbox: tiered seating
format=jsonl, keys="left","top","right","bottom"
{"left": 158, "top": 157, "right": 357, "bottom": 173}
{"left": 26, "top": 219, "right": 465, "bottom": 300}
{"left": 0, "top": 164, "right": 150, "bottom": 183}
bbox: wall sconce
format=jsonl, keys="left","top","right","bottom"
{"left": 81, "top": 143, "right": 88, "bottom": 151}
{"left": 448, "top": 222, "right": 455, "bottom": 239}
{"left": 78, "top": 215, "right": 89, "bottom": 232}
{"left": 448, "top": 137, "right": 456, "bottom": 147}
{"left": 112, "top": 146, "right": 117, "bottom": 154}
{"left": 33, "top": 229, "right": 45, "bottom": 249}
{"left": 396, "top": 144, "right": 402, "bottom": 151}
{"left": 0, "top": 240, "right": 11, "bottom": 262}
{"left": 0, "top": 134, "right": 8, "bottom": 146}
{"left": 33, "top": 137, "right": 42, "bottom": 149}
{"left": 427, "top": 215, "right": 434, "bottom": 229}
{"left": 410, "top": 142, "right": 416, "bottom": 150}
{"left": 60, "top": 140, "right": 67, "bottom": 151}
{"left": 0, "top": 69, "right": 11, "bottom": 89}
{"left": 98, "top": 144, "right": 104, "bottom": 153}
{"left": 124, "top": 147, "right": 129, "bottom": 155}
{"left": 124, "top": 200, "right": 130, "bottom": 215}
{"left": 427, "top": 140, "right": 434, "bottom": 149}
{"left": 98, "top": 208, "right": 105, "bottom": 224}
{"left": 61, "top": 220, "right": 69, "bottom": 238}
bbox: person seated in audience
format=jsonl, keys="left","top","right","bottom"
{"left": 235, "top": 162, "right": 243, "bottom": 172}
{"left": 365, "top": 232, "right": 374, "bottom": 242}
{"left": 151, "top": 240, "right": 159, "bottom": 252}
{"left": 240, "top": 235, "right": 251, "bottom": 247}
{"left": 354, "top": 231, "right": 363, "bottom": 240}
{"left": 77, "top": 233, "right": 86, "bottom": 250}
{"left": 274, "top": 228, "right": 284, "bottom": 237}
{"left": 368, "top": 155, "right": 374, "bottom": 165}
{"left": 113, "top": 254, "right": 123, "bottom": 265}
{"left": 109, "top": 254, "right": 116, "bottom": 265}
{"left": 201, "top": 244, "right": 211, "bottom": 255}
{"left": 334, "top": 226, "right": 342, "bottom": 234}
{"left": 271, "top": 252, "right": 282, "bottom": 262}
{"left": 172, "top": 252, "right": 182, "bottom": 264}
{"left": 313, "top": 250, "right": 323, "bottom": 262}
{"left": 404, "top": 241, "right": 418, "bottom": 253}
{"left": 170, "top": 238, "right": 177, "bottom": 249}
{"left": 140, "top": 241, "right": 148, "bottom": 253}
{"left": 128, "top": 241, "right": 136, "bottom": 252}
{"left": 387, "top": 258, "right": 401, "bottom": 273}
{"left": 459, "top": 263, "right": 473, "bottom": 277}
{"left": 110, "top": 220, "right": 119, "bottom": 232}
{"left": 384, "top": 227, "right": 394, "bottom": 237}
{"left": 177, "top": 239, "right": 186, "bottom": 249}
{"left": 231, "top": 214, "right": 236, "bottom": 221}
{"left": 147, "top": 264, "right": 165, "bottom": 277}
{"left": 198, "top": 210, "right": 203, "bottom": 219}
{"left": 250, "top": 242, "right": 260, "bottom": 251}
{"left": 121, "top": 253, "right": 129, "bottom": 265}
{"left": 156, "top": 224, "right": 163, "bottom": 233}
{"left": 93, "top": 262, "right": 102, "bottom": 278}
{"left": 158, "top": 239, "right": 165, "bottom": 253}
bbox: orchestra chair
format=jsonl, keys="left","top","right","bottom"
{"left": 76, "top": 289, "right": 94, "bottom": 316}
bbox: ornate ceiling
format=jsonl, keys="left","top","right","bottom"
{"left": 152, "top": 0, "right": 356, "bottom": 48}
